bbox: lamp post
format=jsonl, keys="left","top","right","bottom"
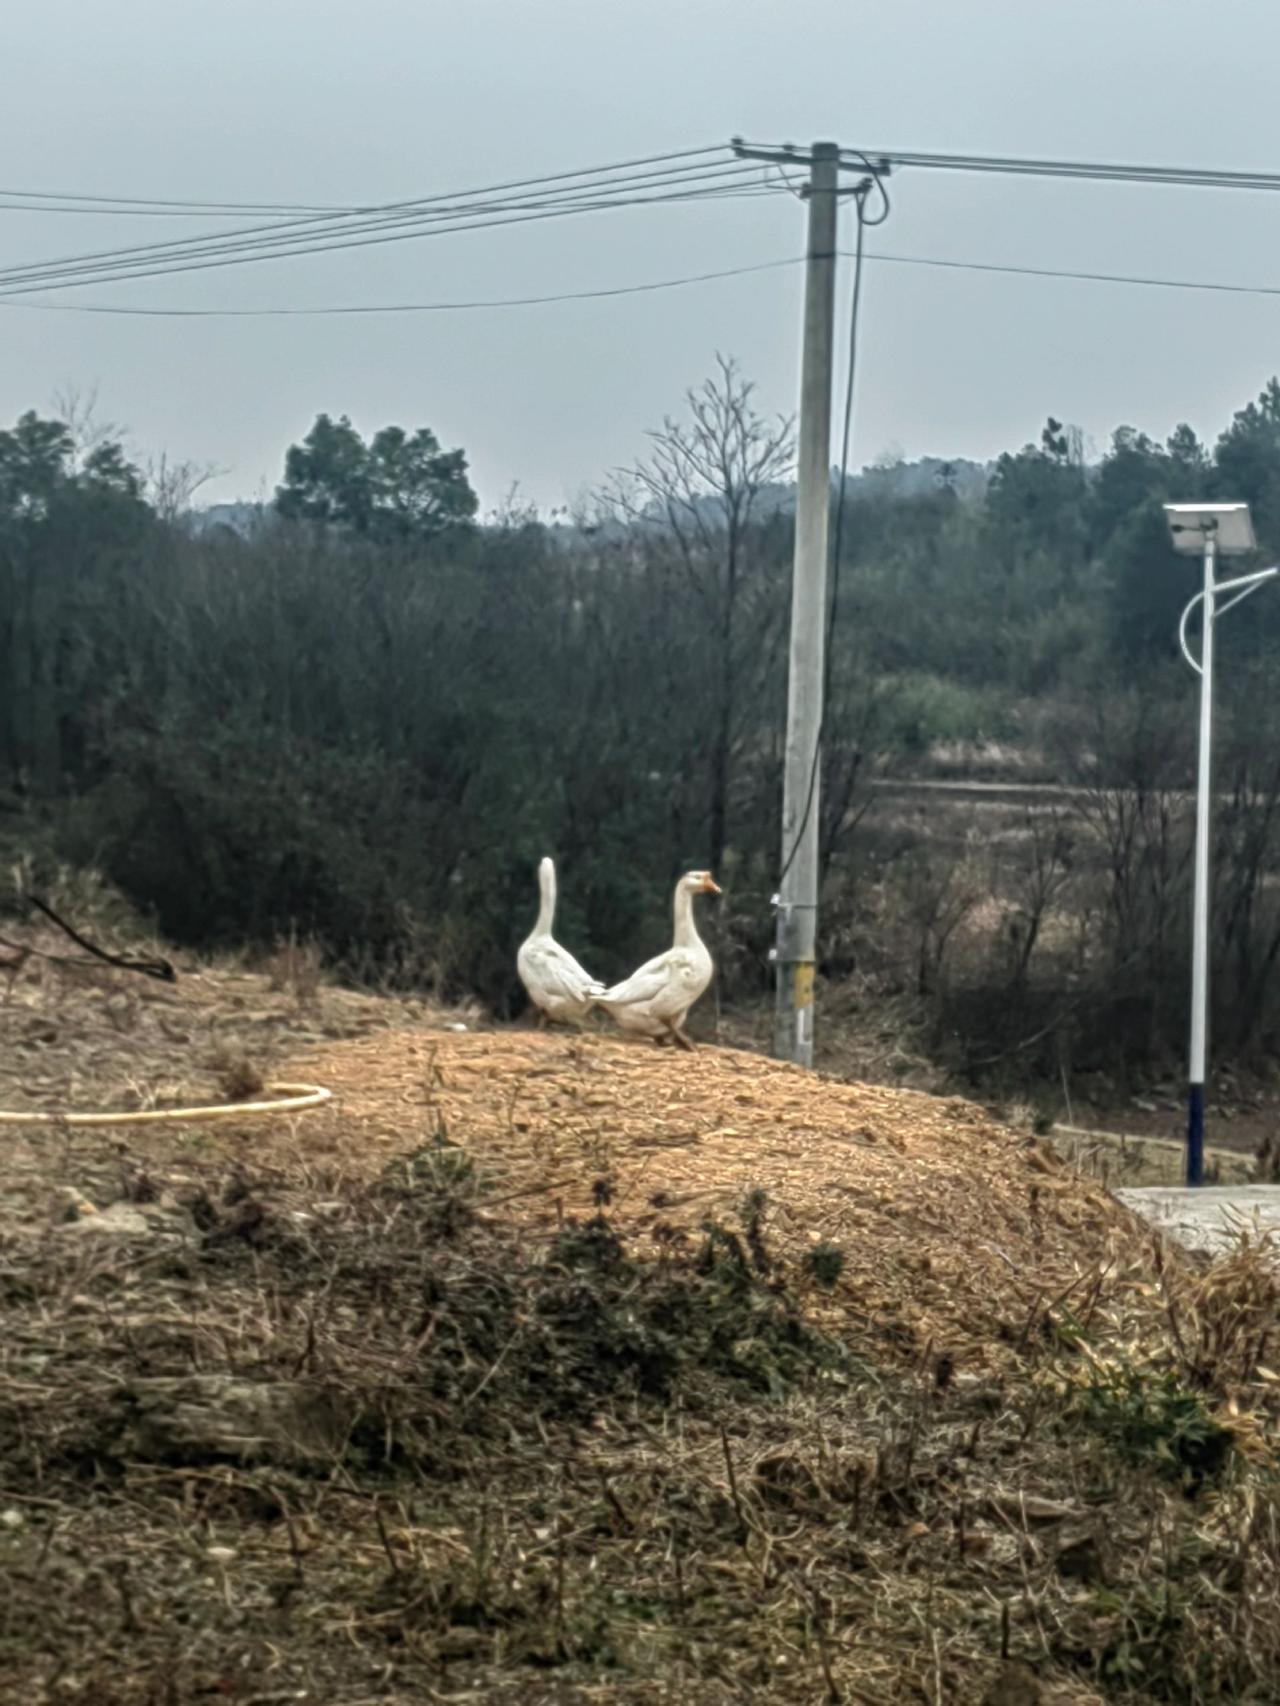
{"left": 1163, "top": 503, "right": 1277, "bottom": 1185}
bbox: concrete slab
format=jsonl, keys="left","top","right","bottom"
{"left": 1115, "top": 1185, "right": 1280, "bottom": 1258}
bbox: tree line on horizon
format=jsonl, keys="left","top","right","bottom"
{"left": 4, "top": 364, "right": 1280, "bottom": 1090}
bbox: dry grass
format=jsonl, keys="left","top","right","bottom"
{"left": 1, "top": 973, "right": 1279, "bottom": 1702}
{"left": 262, "top": 931, "right": 326, "bottom": 1009}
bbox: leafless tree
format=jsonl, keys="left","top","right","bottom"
{"left": 899, "top": 844, "right": 981, "bottom": 1001}
{"left": 146, "top": 453, "right": 223, "bottom": 524}
{"left": 51, "top": 384, "right": 125, "bottom": 472}
{"left": 605, "top": 355, "right": 795, "bottom": 873}
{"left": 1002, "top": 808, "right": 1076, "bottom": 989}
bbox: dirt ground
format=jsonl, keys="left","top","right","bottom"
{"left": 3, "top": 953, "right": 1280, "bottom": 1703}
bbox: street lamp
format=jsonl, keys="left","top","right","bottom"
{"left": 1163, "top": 502, "right": 1278, "bottom": 1185}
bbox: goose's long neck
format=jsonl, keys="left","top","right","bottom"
{"left": 536, "top": 860, "right": 556, "bottom": 936}
{"left": 672, "top": 881, "right": 701, "bottom": 950}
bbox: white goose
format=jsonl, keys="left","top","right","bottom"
{"left": 516, "top": 856, "right": 603, "bottom": 1026}
{"left": 595, "top": 870, "right": 721, "bottom": 1050}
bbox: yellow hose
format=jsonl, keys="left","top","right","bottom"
{"left": 0, "top": 1082, "right": 332, "bottom": 1127}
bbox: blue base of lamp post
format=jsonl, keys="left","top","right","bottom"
{"left": 1187, "top": 1081, "right": 1205, "bottom": 1186}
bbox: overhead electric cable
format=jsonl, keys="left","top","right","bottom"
{"left": 0, "top": 143, "right": 728, "bottom": 222}
{"left": 0, "top": 255, "right": 806, "bottom": 316}
{"left": 0, "top": 180, "right": 773, "bottom": 299}
{"left": 0, "top": 148, "right": 743, "bottom": 290}
{"left": 829, "top": 144, "right": 1280, "bottom": 194}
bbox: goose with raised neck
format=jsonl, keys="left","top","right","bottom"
{"left": 516, "top": 856, "right": 603, "bottom": 1027}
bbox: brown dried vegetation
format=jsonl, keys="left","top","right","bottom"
{"left": 1, "top": 974, "right": 1279, "bottom": 1703}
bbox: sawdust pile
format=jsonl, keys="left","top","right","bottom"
{"left": 290, "top": 1028, "right": 1145, "bottom": 1368}
{"left": 0, "top": 933, "right": 1155, "bottom": 1373}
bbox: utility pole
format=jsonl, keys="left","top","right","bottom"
{"left": 733, "top": 139, "right": 840, "bottom": 1066}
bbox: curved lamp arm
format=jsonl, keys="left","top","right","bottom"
{"left": 1179, "top": 565, "right": 1279, "bottom": 677}
{"left": 1179, "top": 589, "right": 1205, "bottom": 677}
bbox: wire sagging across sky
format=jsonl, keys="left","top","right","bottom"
{"left": 0, "top": 146, "right": 731, "bottom": 222}
{"left": 22, "top": 139, "right": 1280, "bottom": 225}
{"left": 0, "top": 256, "right": 808, "bottom": 316}
{"left": 726, "top": 141, "right": 1280, "bottom": 196}
{"left": 862, "top": 147, "right": 1280, "bottom": 194}
{"left": 0, "top": 147, "right": 774, "bottom": 299}
{"left": 6, "top": 138, "right": 1280, "bottom": 314}
{"left": 7, "top": 247, "right": 1280, "bottom": 319}
{"left": 0, "top": 190, "right": 360, "bottom": 218}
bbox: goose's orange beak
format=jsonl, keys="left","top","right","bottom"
{"left": 701, "top": 874, "right": 722, "bottom": 895}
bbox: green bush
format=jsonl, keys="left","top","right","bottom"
{"left": 1066, "top": 1361, "right": 1235, "bottom": 1488}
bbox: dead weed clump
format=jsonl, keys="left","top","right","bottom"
{"left": 207, "top": 1044, "right": 267, "bottom": 1102}
{"left": 261, "top": 929, "right": 325, "bottom": 1008}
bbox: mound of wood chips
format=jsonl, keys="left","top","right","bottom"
{"left": 288, "top": 1027, "right": 1154, "bottom": 1369}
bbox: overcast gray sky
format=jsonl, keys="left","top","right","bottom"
{"left": 3, "top": 0, "right": 1280, "bottom": 511}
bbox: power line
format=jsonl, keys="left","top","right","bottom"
{"left": 0, "top": 174, "right": 774, "bottom": 300}
{"left": 18, "top": 137, "right": 1280, "bottom": 220}
{"left": 9, "top": 134, "right": 1280, "bottom": 242}
{"left": 0, "top": 158, "right": 751, "bottom": 288}
{"left": 10, "top": 134, "right": 1280, "bottom": 313}
{"left": 818, "top": 143, "right": 1280, "bottom": 195}
{"left": 0, "top": 148, "right": 742, "bottom": 293}
{"left": 0, "top": 187, "right": 353, "bottom": 215}
{"left": 11, "top": 156, "right": 751, "bottom": 283}
{"left": 5, "top": 243, "right": 1280, "bottom": 319}
{"left": 11, "top": 133, "right": 1280, "bottom": 300}
{"left": 863, "top": 249, "right": 1280, "bottom": 299}
{"left": 0, "top": 145, "right": 728, "bottom": 219}
{"left": 0, "top": 199, "right": 352, "bottom": 218}
{"left": 0, "top": 255, "right": 806, "bottom": 316}
{"left": 0, "top": 170, "right": 766, "bottom": 299}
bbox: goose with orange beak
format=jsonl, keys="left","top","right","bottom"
{"left": 594, "top": 870, "right": 721, "bottom": 1051}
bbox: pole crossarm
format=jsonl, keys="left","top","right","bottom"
{"left": 730, "top": 138, "right": 892, "bottom": 187}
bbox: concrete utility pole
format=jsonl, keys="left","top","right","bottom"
{"left": 732, "top": 139, "right": 840, "bottom": 1067}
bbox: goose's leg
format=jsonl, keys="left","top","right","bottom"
{"left": 535, "top": 1008, "right": 549, "bottom": 1031}
{"left": 665, "top": 1020, "right": 696, "bottom": 1053}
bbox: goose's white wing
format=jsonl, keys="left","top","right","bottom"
{"left": 520, "top": 938, "right": 604, "bottom": 1004}
{"left": 599, "top": 947, "right": 697, "bottom": 1007}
